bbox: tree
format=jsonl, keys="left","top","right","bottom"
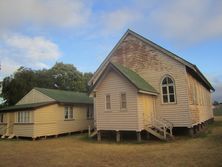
{"left": 1, "top": 62, "right": 93, "bottom": 106}
{"left": 50, "top": 62, "right": 83, "bottom": 91}
{"left": 2, "top": 67, "right": 36, "bottom": 105}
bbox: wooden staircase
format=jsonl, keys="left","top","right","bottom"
{"left": 88, "top": 125, "right": 97, "bottom": 138}
{"left": 145, "top": 119, "right": 174, "bottom": 141}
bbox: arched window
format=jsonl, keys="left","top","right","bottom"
{"left": 161, "top": 76, "right": 176, "bottom": 104}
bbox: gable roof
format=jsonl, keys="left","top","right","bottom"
{"left": 0, "top": 88, "right": 93, "bottom": 112}
{"left": 90, "top": 62, "right": 158, "bottom": 95}
{"left": 35, "top": 87, "right": 93, "bottom": 104}
{"left": 89, "top": 29, "right": 214, "bottom": 91}
{"left": 0, "top": 102, "right": 55, "bottom": 112}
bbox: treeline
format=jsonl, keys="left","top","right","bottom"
{"left": 1, "top": 62, "right": 93, "bottom": 106}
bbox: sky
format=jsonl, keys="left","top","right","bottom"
{"left": 0, "top": 0, "right": 221, "bottom": 101}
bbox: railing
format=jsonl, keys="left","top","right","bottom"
{"left": 162, "top": 119, "right": 173, "bottom": 136}
{"left": 153, "top": 118, "right": 174, "bottom": 139}
{"left": 153, "top": 119, "right": 167, "bottom": 139}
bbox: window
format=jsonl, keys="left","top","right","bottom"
{"left": 120, "top": 93, "right": 127, "bottom": 109}
{"left": 87, "top": 107, "right": 93, "bottom": 120}
{"left": 105, "top": 95, "right": 111, "bottom": 110}
{"left": 64, "top": 106, "right": 73, "bottom": 120}
{"left": 161, "top": 76, "right": 176, "bottom": 104}
{"left": 0, "top": 113, "right": 4, "bottom": 123}
{"left": 17, "top": 111, "right": 32, "bottom": 123}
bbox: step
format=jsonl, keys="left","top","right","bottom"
{"left": 1, "top": 135, "right": 6, "bottom": 139}
{"left": 8, "top": 134, "right": 15, "bottom": 139}
{"left": 145, "top": 127, "right": 166, "bottom": 141}
{"left": 90, "top": 130, "right": 97, "bottom": 138}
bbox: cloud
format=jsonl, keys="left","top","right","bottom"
{"left": 0, "top": 33, "right": 61, "bottom": 79}
{"left": 100, "top": 9, "right": 140, "bottom": 34}
{"left": 149, "top": 0, "right": 222, "bottom": 42}
{"left": 0, "top": 0, "right": 91, "bottom": 29}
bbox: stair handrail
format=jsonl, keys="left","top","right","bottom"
{"left": 153, "top": 119, "right": 167, "bottom": 139}
{"left": 163, "top": 118, "right": 173, "bottom": 128}
{"left": 162, "top": 119, "right": 173, "bottom": 136}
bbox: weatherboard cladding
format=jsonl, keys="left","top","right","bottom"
{"left": 97, "top": 32, "right": 192, "bottom": 127}
{"left": 95, "top": 70, "right": 140, "bottom": 131}
{"left": 89, "top": 29, "right": 214, "bottom": 91}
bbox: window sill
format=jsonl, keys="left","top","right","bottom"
{"left": 161, "top": 102, "right": 177, "bottom": 105}
{"left": 0, "top": 123, "right": 7, "bottom": 125}
{"left": 87, "top": 118, "right": 93, "bottom": 120}
{"left": 14, "top": 123, "right": 34, "bottom": 125}
{"left": 64, "top": 119, "right": 75, "bottom": 121}
{"left": 120, "top": 109, "right": 127, "bottom": 112}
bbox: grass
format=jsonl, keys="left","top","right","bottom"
{"left": 0, "top": 117, "right": 222, "bottom": 167}
{"left": 214, "top": 106, "right": 222, "bottom": 116}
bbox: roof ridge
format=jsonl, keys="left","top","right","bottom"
{"left": 34, "top": 87, "right": 86, "bottom": 94}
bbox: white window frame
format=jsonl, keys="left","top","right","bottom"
{"left": 64, "top": 106, "right": 74, "bottom": 120}
{"left": 16, "top": 111, "right": 33, "bottom": 123}
{"left": 105, "top": 94, "right": 111, "bottom": 111}
{"left": 161, "top": 75, "right": 177, "bottom": 104}
{"left": 86, "top": 107, "right": 93, "bottom": 120}
{"left": 0, "top": 113, "right": 4, "bottom": 123}
{"left": 120, "top": 92, "right": 127, "bottom": 110}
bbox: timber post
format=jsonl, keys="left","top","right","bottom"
{"left": 116, "top": 131, "right": 120, "bottom": 143}
{"left": 97, "top": 130, "right": 101, "bottom": 142}
{"left": 88, "top": 125, "right": 91, "bottom": 137}
{"left": 137, "top": 131, "right": 141, "bottom": 142}
{"left": 188, "top": 128, "right": 194, "bottom": 137}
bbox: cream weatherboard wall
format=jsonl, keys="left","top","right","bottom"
{"left": 110, "top": 34, "right": 191, "bottom": 127}
{"left": 7, "top": 104, "right": 93, "bottom": 138}
{"left": 33, "top": 104, "right": 93, "bottom": 138}
{"left": 187, "top": 73, "right": 213, "bottom": 125}
{"left": 94, "top": 70, "right": 140, "bottom": 131}
{"left": 17, "top": 89, "right": 55, "bottom": 105}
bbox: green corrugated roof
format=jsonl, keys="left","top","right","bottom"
{"left": 35, "top": 87, "right": 93, "bottom": 104}
{"left": 0, "top": 102, "right": 55, "bottom": 112}
{"left": 111, "top": 63, "right": 158, "bottom": 94}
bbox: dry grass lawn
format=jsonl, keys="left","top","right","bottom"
{"left": 0, "top": 117, "right": 222, "bottom": 167}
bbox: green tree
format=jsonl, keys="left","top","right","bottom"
{"left": 1, "top": 62, "right": 93, "bottom": 106}
{"left": 2, "top": 67, "right": 35, "bottom": 105}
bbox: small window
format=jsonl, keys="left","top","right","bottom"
{"left": 0, "top": 113, "right": 4, "bottom": 123}
{"left": 64, "top": 106, "right": 74, "bottom": 120}
{"left": 87, "top": 107, "right": 93, "bottom": 120}
{"left": 17, "top": 111, "right": 32, "bottom": 123}
{"left": 161, "top": 76, "right": 176, "bottom": 104}
{"left": 105, "top": 95, "right": 111, "bottom": 110}
{"left": 120, "top": 93, "right": 127, "bottom": 109}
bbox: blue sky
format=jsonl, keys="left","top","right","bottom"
{"left": 0, "top": 0, "right": 221, "bottom": 101}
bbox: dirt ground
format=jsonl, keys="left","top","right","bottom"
{"left": 0, "top": 117, "right": 222, "bottom": 167}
